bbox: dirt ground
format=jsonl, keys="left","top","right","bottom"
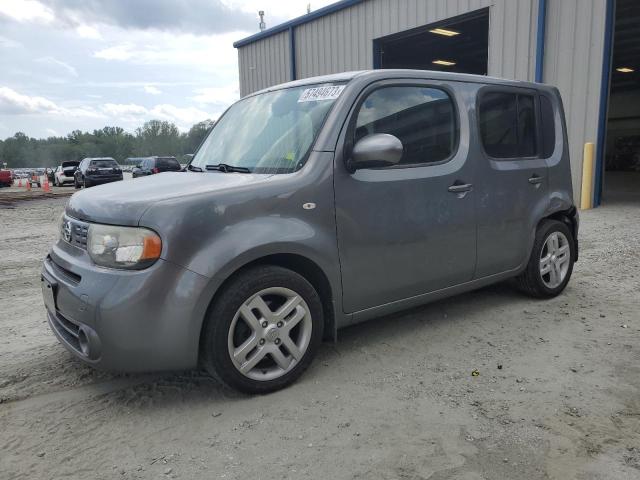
{"left": 0, "top": 184, "right": 639, "bottom": 480}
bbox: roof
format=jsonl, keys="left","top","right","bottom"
{"left": 247, "top": 69, "right": 546, "bottom": 97}
{"left": 233, "top": 0, "right": 365, "bottom": 48}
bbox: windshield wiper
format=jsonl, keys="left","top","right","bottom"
{"left": 206, "top": 163, "right": 251, "bottom": 173}
{"left": 187, "top": 164, "right": 203, "bottom": 172}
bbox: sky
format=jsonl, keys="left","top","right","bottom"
{"left": 0, "top": 0, "right": 335, "bottom": 139}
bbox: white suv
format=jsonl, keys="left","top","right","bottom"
{"left": 53, "top": 161, "right": 79, "bottom": 186}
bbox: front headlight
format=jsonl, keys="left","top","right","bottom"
{"left": 87, "top": 224, "right": 162, "bottom": 270}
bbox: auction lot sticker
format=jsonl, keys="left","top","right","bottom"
{"left": 298, "top": 85, "right": 345, "bottom": 102}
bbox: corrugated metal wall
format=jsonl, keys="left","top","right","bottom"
{"left": 543, "top": 0, "right": 607, "bottom": 200}
{"left": 238, "top": 30, "right": 290, "bottom": 97}
{"left": 238, "top": 0, "right": 543, "bottom": 93}
{"left": 236, "top": 0, "right": 608, "bottom": 201}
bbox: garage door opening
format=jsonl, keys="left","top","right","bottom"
{"left": 373, "top": 9, "right": 489, "bottom": 75}
{"left": 602, "top": 0, "right": 640, "bottom": 204}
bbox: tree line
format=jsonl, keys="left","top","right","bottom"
{"left": 0, "top": 119, "right": 215, "bottom": 168}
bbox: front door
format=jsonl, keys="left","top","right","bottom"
{"left": 335, "top": 82, "right": 476, "bottom": 313}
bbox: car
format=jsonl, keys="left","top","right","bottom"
{"left": 73, "top": 157, "right": 123, "bottom": 189}
{"left": 42, "top": 70, "right": 578, "bottom": 394}
{"left": 53, "top": 161, "right": 80, "bottom": 186}
{"left": 0, "top": 169, "right": 11, "bottom": 187}
{"left": 132, "top": 156, "right": 182, "bottom": 178}
{"left": 29, "top": 172, "right": 41, "bottom": 188}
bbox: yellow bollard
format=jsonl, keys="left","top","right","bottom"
{"left": 580, "top": 142, "right": 595, "bottom": 210}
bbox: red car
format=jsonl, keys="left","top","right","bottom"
{"left": 0, "top": 169, "right": 12, "bottom": 187}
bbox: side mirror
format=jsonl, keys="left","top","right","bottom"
{"left": 348, "top": 133, "right": 403, "bottom": 172}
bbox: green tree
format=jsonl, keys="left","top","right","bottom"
{"left": 0, "top": 118, "right": 215, "bottom": 168}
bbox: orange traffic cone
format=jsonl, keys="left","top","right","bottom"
{"left": 26, "top": 180, "right": 31, "bottom": 191}
{"left": 17, "top": 178, "right": 22, "bottom": 187}
{"left": 43, "top": 177, "right": 51, "bottom": 192}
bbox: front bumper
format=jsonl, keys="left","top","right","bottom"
{"left": 42, "top": 238, "right": 210, "bottom": 372}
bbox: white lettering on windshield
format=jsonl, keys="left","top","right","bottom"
{"left": 298, "top": 85, "right": 345, "bottom": 103}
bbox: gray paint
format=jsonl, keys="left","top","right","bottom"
{"left": 43, "top": 70, "right": 576, "bottom": 372}
{"left": 236, "top": 0, "right": 608, "bottom": 203}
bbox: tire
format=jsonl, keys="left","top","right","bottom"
{"left": 74, "top": 177, "right": 80, "bottom": 189}
{"left": 83, "top": 177, "right": 91, "bottom": 188}
{"left": 201, "top": 265, "right": 324, "bottom": 394}
{"left": 515, "top": 219, "right": 575, "bottom": 298}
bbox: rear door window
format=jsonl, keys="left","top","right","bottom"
{"left": 91, "top": 160, "right": 117, "bottom": 168}
{"left": 479, "top": 91, "right": 538, "bottom": 159}
{"left": 156, "top": 158, "right": 180, "bottom": 169}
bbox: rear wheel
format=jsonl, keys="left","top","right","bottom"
{"left": 201, "top": 266, "right": 324, "bottom": 394}
{"left": 515, "top": 219, "right": 575, "bottom": 298}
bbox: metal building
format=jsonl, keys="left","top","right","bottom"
{"left": 234, "top": 0, "right": 639, "bottom": 207}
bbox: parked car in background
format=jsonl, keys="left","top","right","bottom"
{"left": 122, "top": 157, "right": 145, "bottom": 173}
{"left": 132, "top": 156, "right": 182, "bottom": 178}
{"left": 29, "top": 172, "right": 41, "bottom": 188}
{"left": 0, "top": 169, "right": 12, "bottom": 187}
{"left": 54, "top": 161, "right": 80, "bottom": 186}
{"left": 43, "top": 70, "right": 578, "bottom": 394}
{"left": 74, "top": 157, "right": 123, "bottom": 188}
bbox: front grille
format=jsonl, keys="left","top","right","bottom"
{"left": 48, "top": 256, "right": 81, "bottom": 284}
{"left": 49, "top": 311, "right": 82, "bottom": 353}
{"left": 62, "top": 216, "right": 89, "bottom": 250}
{"left": 72, "top": 223, "right": 88, "bottom": 248}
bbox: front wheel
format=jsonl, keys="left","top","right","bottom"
{"left": 201, "top": 266, "right": 324, "bottom": 394}
{"left": 74, "top": 177, "right": 80, "bottom": 189}
{"left": 83, "top": 177, "right": 91, "bottom": 188}
{"left": 515, "top": 219, "right": 575, "bottom": 298}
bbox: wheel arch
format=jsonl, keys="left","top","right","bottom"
{"left": 541, "top": 206, "right": 579, "bottom": 261}
{"left": 197, "top": 253, "right": 338, "bottom": 363}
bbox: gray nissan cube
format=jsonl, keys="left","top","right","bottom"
{"left": 42, "top": 70, "right": 578, "bottom": 393}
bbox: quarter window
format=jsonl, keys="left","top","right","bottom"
{"left": 354, "top": 86, "right": 457, "bottom": 166}
{"left": 479, "top": 91, "right": 537, "bottom": 158}
{"left": 540, "top": 95, "right": 556, "bottom": 158}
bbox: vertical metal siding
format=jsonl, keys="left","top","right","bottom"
{"left": 293, "top": 0, "right": 498, "bottom": 80}
{"left": 238, "top": 30, "right": 290, "bottom": 97}
{"left": 237, "top": 0, "right": 606, "bottom": 203}
{"left": 543, "top": 0, "right": 607, "bottom": 201}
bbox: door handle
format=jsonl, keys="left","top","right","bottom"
{"left": 528, "top": 175, "right": 544, "bottom": 185}
{"left": 448, "top": 183, "right": 473, "bottom": 193}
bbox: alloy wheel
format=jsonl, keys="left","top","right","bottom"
{"left": 539, "top": 231, "right": 571, "bottom": 289}
{"left": 227, "top": 287, "right": 312, "bottom": 381}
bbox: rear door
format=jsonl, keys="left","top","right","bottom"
{"left": 334, "top": 81, "right": 477, "bottom": 313}
{"left": 474, "top": 87, "right": 549, "bottom": 277}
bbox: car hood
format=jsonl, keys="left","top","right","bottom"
{"left": 66, "top": 172, "right": 274, "bottom": 226}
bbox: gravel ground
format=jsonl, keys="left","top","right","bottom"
{"left": 0, "top": 182, "right": 639, "bottom": 480}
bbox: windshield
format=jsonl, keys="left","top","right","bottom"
{"left": 190, "top": 83, "right": 345, "bottom": 174}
